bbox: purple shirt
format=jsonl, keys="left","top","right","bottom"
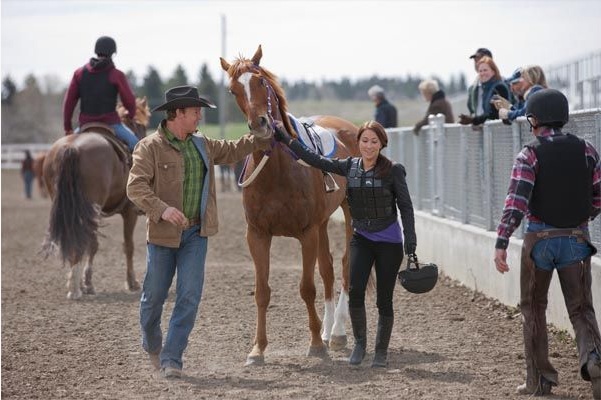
{"left": 356, "top": 220, "right": 403, "bottom": 243}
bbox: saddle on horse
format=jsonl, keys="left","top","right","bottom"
{"left": 287, "top": 114, "right": 340, "bottom": 193}
{"left": 79, "top": 122, "right": 131, "bottom": 167}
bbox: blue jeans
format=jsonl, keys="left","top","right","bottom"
{"left": 140, "top": 226, "right": 207, "bottom": 370}
{"left": 22, "top": 170, "right": 34, "bottom": 199}
{"left": 75, "top": 123, "right": 139, "bottom": 151}
{"left": 527, "top": 221, "right": 593, "bottom": 271}
{"left": 110, "top": 123, "right": 139, "bottom": 151}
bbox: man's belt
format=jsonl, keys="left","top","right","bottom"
{"left": 183, "top": 217, "right": 201, "bottom": 229}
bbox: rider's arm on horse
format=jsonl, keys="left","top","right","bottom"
{"left": 112, "top": 69, "right": 137, "bottom": 118}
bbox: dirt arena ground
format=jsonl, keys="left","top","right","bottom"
{"left": 1, "top": 169, "right": 594, "bottom": 399}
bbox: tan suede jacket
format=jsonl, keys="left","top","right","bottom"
{"left": 127, "top": 121, "right": 270, "bottom": 247}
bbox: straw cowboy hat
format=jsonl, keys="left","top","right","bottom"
{"left": 152, "top": 85, "right": 216, "bottom": 112}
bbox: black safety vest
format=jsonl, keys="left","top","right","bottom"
{"left": 346, "top": 158, "right": 397, "bottom": 231}
{"left": 528, "top": 133, "right": 592, "bottom": 227}
{"left": 79, "top": 66, "right": 118, "bottom": 116}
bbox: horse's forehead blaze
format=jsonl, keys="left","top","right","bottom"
{"left": 237, "top": 71, "right": 254, "bottom": 104}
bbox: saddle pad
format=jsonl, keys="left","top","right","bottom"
{"left": 287, "top": 114, "right": 337, "bottom": 158}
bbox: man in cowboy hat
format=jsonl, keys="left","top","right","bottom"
{"left": 127, "top": 85, "right": 271, "bottom": 379}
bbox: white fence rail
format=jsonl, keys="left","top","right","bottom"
{"left": 1, "top": 143, "right": 53, "bottom": 169}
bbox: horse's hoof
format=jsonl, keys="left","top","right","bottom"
{"left": 245, "top": 355, "right": 265, "bottom": 367}
{"left": 67, "top": 291, "right": 82, "bottom": 300}
{"left": 82, "top": 286, "right": 95, "bottom": 295}
{"left": 307, "top": 344, "right": 329, "bottom": 359}
{"left": 127, "top": 281, "right": 141, "bottom": 292}
{"left": 329, "top": 335, "right": 347, "bottom": 351}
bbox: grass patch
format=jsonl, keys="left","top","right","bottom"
{"left": 198, "top": 122, "right": 249, "bottom": 140}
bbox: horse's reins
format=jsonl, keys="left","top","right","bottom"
{"left": 237, "top": 67, "right": 297, "bottom": 188}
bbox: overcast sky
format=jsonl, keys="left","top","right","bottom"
{"left": 2, "top": 0, "right": 601, "bottom": 90}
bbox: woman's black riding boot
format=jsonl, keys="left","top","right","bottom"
{"left": 372, "top": 315, "right": 394, "bottom": 368}
{"left": 349, "top": 307, "right": 367, "bottom": 365}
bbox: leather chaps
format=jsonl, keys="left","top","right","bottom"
{"left": 520, "top": 228, "right": 600, "bottom": 389}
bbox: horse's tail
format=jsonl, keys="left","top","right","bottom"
{"left": 43, "top": 146, "right": 100, "bottom": 265}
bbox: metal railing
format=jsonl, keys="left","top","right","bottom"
{"left": 384, "top": 109, "right": 601, "bottom": 249}
{"left": 547, "top": 51, "right": 601, "bottom": 110}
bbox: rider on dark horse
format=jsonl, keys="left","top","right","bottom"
{"left": 63, "top": 35, "right": 139, "bottom": 152}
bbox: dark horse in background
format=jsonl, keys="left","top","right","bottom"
{"left": 221, "top": 46, "right": 360, "bottom": 365}
{"left": 42, "top": 97, "right": 150, "bottom": 299}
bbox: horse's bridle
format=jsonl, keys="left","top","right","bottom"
{"left": 237, "top": 66, "right": 297, "bottom": 188}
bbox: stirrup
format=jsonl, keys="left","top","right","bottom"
{"left": 324, "top": 172, "right": 339, "bottom": 193}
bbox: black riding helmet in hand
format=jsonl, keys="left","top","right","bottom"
{"left": 526, "top": 88, "right": 569, "bottom": 129}
{"left": 95, "top": 36, "right": 117, "bottom": 57}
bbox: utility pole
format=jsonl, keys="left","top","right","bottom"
{"left": 219, "top": 14, "right": 227, "bottom": 139}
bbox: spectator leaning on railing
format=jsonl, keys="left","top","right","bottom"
{"left": 413, "top": 79, "right": 454, "bottom": 135}
{"left": 459, "top": 56, "right": 510, "bottom": 127}
{"left": 492, "top": 65, "right": 548, "bottom": 124}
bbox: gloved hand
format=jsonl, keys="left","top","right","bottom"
{"left": 273, "top": 121, "right": 293, "bottom": 145}
{"left": 404, "top": 242, "right": 416, "bottom": 255}
{"left": 458, "top": 114, "right": 473, "bottom": 125}
{"left": 491, "top": 95, "right": 512, "bottom": 111}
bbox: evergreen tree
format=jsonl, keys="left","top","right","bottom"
{"left": 165, "top": 64, "right": 188, "bottom": 90}
{"left": 2, "top": 75, "right": 17, "bottom": 104}
{"left": 125, "top": 70, "right": 139, "bottom": 94}
{"left": 197, "top": 64, "right": 218, "bottom": 124}
{"left": 141, "top": 66, "right": 164, "bottom": 127}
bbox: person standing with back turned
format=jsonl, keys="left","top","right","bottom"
{"left": 494, "top": 89, "right": 601, "bottom": 398}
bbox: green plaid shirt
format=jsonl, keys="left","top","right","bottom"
{"left": 164, "top": 128, "right": 204, "bottom": 220}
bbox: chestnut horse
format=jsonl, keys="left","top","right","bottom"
{"left": 221, "top": 45, "right": 360, "bottom": 365}
{"left": 42, "top": 98, "right": 150, "bottom": 299}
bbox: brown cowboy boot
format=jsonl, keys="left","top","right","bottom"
{"left": 557, "top": 258, "right": 601, "bottom": 399}
{"left": 519, "top": 255, "right": 557, "bottom": 394}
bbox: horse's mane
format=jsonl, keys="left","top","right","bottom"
{"left": 227, "top": 57, "right": 289, "bottom": 117}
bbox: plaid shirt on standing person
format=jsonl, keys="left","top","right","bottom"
{"left": 495, "top": 128, "right": 601, "bottom": 250}
{"left": 164, "top": 127, "right": 204, "bottom": 220}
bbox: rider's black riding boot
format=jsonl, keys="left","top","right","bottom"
{"left": 349, "top": 307, "right": 367, "bottom": 365}
{"left": 372, "top": 315, "right": 394, "bottom": 368}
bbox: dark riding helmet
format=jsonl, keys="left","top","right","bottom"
{"left": 526, "top": 88, "right": 569, "bottom": 128}
{"left": 398, "top": 254, "right": 438, "bottom": 294}
{"left": 95, "top": 36, "right": 117, "bottom": 57}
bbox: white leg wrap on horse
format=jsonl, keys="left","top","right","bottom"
{"left": 331, "top": 290, "right": 349, "bottom": 336}
{"left": 67, "top": 263, "right": 83, "bottom": 300}
{"left": 321, "top": 299, "right": 336, "bottom": 342}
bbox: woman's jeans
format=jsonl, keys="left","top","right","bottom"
{"left": 348, "top": 233, "right": 404, "bottom": 316}
{"left": 140, "top": 226, "right": 207, "bottom": 370}
{"left": 527, "top": 221, "right": 593, "bottom": 271}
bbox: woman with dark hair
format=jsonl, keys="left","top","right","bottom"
{"left": 459, "top": 56, "right": 510, "bottom": 127}
{"left": 273, "top": 120, "right": 417, "bottom": 368}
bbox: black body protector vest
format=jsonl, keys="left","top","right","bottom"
{"left": 79, "top": 66, "right": 118, "bottom": 116}
{"left": 528, "top": 133, "right": 592, "bottom": 228}
{"left": 346, "top": 158, "right": 397, "bottom": 232}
